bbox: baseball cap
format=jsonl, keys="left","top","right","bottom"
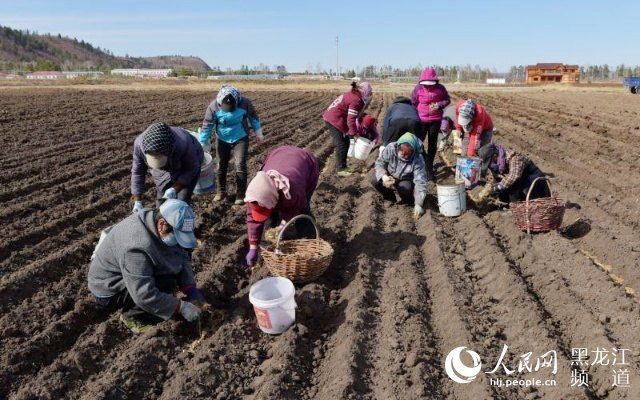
{"left": 159, "top": 199, "right": 197, "bottom": 248}
{"left": 248, "top": 202, "right": 273, "bottom": 222}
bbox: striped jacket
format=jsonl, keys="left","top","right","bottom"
{"left": 322, "top": 90, "right": 365, "bottom": 136}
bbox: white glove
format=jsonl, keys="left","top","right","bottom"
{"left": 179, "top": 300, "right": 201, "bottom": 322}
{"left": 163, "top": 187, "right": 177, "bottom": 199}
{"left": 132, "top": 201, "right": 143, "bottom": 213}
{"left": 382, "top": 175, "right": 396, "bottom": 189}
{"left": 413, "top": 205, "right": 425, "bottom": 219}
{"left": 254, "top": 128, "right": 265, "bottom": 143}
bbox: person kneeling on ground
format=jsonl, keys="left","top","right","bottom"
{"left": 131, "top": 122, "right": 204, "bottom": 211}
{"left": 88, "top": 199, "right": 204, "bottom": 334}
{"left": 244, "top": 146, "right": 320, "bottom": 267}
{"left": 372, "top": 132, "right": 428, "bottom": 219}
{"left": 477, "top": 143, "right": 550, "bottom": 203}
{"left": 356, "top": 114, "right": 379, "bottom": 143}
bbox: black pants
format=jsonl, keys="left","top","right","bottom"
{"left": 370, "top": 172, "right": 414, "bottom": 204}
{"left": 217, "top": 136, "right": 249, "bottom": 197}
{"left": 327, "top": 122, "right": 350, "bottom": 171}
{"left": 383, "top": 118, "right": 424, "bottom": 145}
{"left": 94, "top": 275, "right": 178, "bottom": 324}
{"left": 422, "top": 121, "right": 440, "bottom": 171}
{"left": 500, "top": 163, "right": 550, "bottom": 203}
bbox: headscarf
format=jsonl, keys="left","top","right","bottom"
{"left": 244, "top": 170, "right": 291, "bottom": 209}
{"left": 396, "top": 132, "right": 422, "bottom": 159}
{"left": 478, "top": 143, "right": 507, "bottom": 174}
{"left": 458, "top": 99, "right": 477, "bottom": 121}
{"left": 142, "top": 122, "right": 174, "bottom": 155}
{"left": 216, "top": 84, "right": 241, "bottom": 106}
{"left": 357, "top": 81, "right": 372, "bottom": 102}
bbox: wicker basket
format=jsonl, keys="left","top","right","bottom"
{"left": 512, "top": 177, "right": 565, "bottom": 234}
{"left": 261, "top": 215, "right": 334, "bottom": 283}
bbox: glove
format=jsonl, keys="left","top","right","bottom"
{"left": 179, "top": 300, "right": 201, "bottom": 322}
{"left": 246, "top": 248, "right": 259, "bottom": 267}
{"left": 254, "top": 128, "right": 265, "bottom": 143}
{"left": 132, "top": 201, "right": 143, "bottom": 213}
{"left": 430, "top": 102, "right": 439, "bottom": 111}
{"left": 492, "top": 183, "right": 504, "bottom": 194}
{"left": 382, "top": 175, "right": 396, "bottom": 189}
{"left": 184, "top": 286, "right": 205, "bottom": 306}
{"left": 413, "top": 205, "right": 425, "bottom": 219}
{"left": 163, "top": 187, "right": 177, "bottom": 199}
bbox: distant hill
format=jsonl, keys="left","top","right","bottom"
{"left": 0, "top": 25, "right": 210, "bottom": 72}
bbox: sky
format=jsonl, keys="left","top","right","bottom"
{"left": 2, "top": 0, "right": 639, "bottom": 72}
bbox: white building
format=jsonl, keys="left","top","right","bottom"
{"left": 63, "top": 71, "right": 104, "bottom": 79}
{"left": 26, "top": 71, "right": 64, "bottom": 80}
{"left": 486, "top": 78, "right": 506, "bottom": 85}
{"left": 111, "top": 68, "right": 172, "bottom": 78}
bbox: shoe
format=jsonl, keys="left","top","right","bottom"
{"left": 337, "top": 169, "right": 353, "bottom": 177}
{"left": 214, "top": 192, "right": 226, "bottom": 202}
{"left": 234, "top": 198, "right": 245, "bottom": 206}
{"left": 120, "top": 314, "right": 150, "bottom": 334}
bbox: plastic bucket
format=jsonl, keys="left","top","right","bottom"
{"left": 347, "top": 139, "right": 356, "bottom": 158}
{"left": 249, "top": 277, "right": 296, "bottom": 334}
{"left": 437, "top": 183, "right": 467, "bottom": 217}
{"left": 354, "top": 137, "right": 374, "bottom": 161}
{"left": 455, "top": 156, "right": 482, "bottom": 189}
{"left": 194, "top": 153, "right": 216, "bottom": 194}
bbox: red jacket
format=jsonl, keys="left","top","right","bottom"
{"left": 323, "top": 90, "right": 365, "bottom": 136}
{"left": 454, "top": 99, "right": 493, "bottom": 157}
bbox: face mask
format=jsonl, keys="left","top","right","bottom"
{"left": 162, "top": 232, "right": 178, "bottom": 246}
{"left": 398, "top": 152, "right": 410, "bottom": 161}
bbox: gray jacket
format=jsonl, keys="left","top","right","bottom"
{"left": 375, "top": 142, "right": 428, "bottom": 206}
{"left": 88, "top": 209, "right": 196, "bottom": 320}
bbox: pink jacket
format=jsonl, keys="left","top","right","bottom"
{"left": 411, "top": 83, "right": 450, "bottom": 123}
{"left": 323, "top": 90, "right": 365, "bottom": 136}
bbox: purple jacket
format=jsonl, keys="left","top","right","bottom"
{"left": 411, "top": 80, "right": 450, "bottom": 123}
{"left": 247, "top": 146, "right": 319, "bottom": 245}
{"left": 131, "top": 127, "right": 204, "bottom": 195}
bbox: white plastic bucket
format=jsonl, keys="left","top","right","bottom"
{"left": 189, "top": 129, "right": 211, "bottom": 153}
{"left": 249, "top": 277, "right": 296, "bottom": 334}
{"left": 455, "top": 156, "right": 482, "bottom": 189}
{"left": 437, "top": 183, "right": 467, "bottom": 217}
{"left": 354, "top": 137, "right": 374, "bottom": 161}
{"left": 194, "top": 153, "right": 216, "bottom": 194}
{"left": 347, "top": 139, "right": 356, "bottom": 158}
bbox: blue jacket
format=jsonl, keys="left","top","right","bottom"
{"left": 382, "top": 96, "right": 420, "bottom": 137}
{"left": 131, "top": 127, "right": 204, "bottom": 195}
{"left": 200, "top": 96, "right": 261, "bottom": 144}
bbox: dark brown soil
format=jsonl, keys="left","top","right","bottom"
{"left": 0, "top": 88, "right": 639, "bottom": 399}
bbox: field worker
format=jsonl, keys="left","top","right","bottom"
{"left": 372, "top": 132, "right": 428, "bottom": 219}
{"left": 200, "top": 84, "right": 263, "bottom": 205}
{"left": 411, "top": 67, "right": 451, "bottom": 179}
{"left": 323, "top": 81, "right": 373, "bottom": 176}
{"left": 455, "top": 99, "right": 494, "bottom": 158}
{"left": 131, "top": 122, "right": 204, "bottom": 211}
{"left": 356, "top": 114, "right": 379, "bottom": 143}
{"left": 477, "top": 143, "right": 550, "bottom": 203}
{"left": 244, "top": 146, "right": 320, "bottom": 267}
{"left": 381, "top": 96, "right": 423, "bottom": 147}
{"left": 88, "top": 199, "right": 204, "bottom": 334}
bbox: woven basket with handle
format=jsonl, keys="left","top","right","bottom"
{"left": 512, "top": 177, "right": 565, "bottom": 234}
{"left": 261, "top": 215, "right": 334, "bottom": 284}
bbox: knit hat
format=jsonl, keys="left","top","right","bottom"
{"left": 216, "top": 85, "right": 241, "bottom": 106}
{"left": 478, "top": 143, "right": 507, "bottom": 174}
{"left": 142, "top": 123, "right": 174, "bottom": 168}
{"left": 159, "top": 199, "right": 197, "bottom": 249}
{"left": 362, "top": 114, "right": 376, "bottom": 130}
{"left": 457, "top": 100, "right": 476, "bottom": 132}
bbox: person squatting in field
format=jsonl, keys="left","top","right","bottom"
{"left": 200, "top": 84, "right": 263, "bottom": 205}
{"left": 244, "top": 146, "right": 320, "bottom": 267}
{"left": 455, "top": 98, "right": 494, "bottom": 158}
{"left": 477, "top": 143, "right": 550, "bottom": 203}
{"left": 355, "top": 113, "right": 379, "bottom": 143}
{"left": 323, "top": 81, "right": 373, "bottom": 177}
{"left": 88, "top": 199, "right": 204, "bottom": 334}
{"left": 372, "top": 132, "right": 428, "bottom": 219}
{"left": 381, "top": 96, "right": 423, "bottom": 149}
{"left": 131, "top": 122, "right": 204, "bottom": 211}
{"left": 411, "top": 67, "right": 451, "bottom": 181}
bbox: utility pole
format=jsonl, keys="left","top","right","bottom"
{"left": 335, "top": 35, "right": 339, "bottom": 79}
